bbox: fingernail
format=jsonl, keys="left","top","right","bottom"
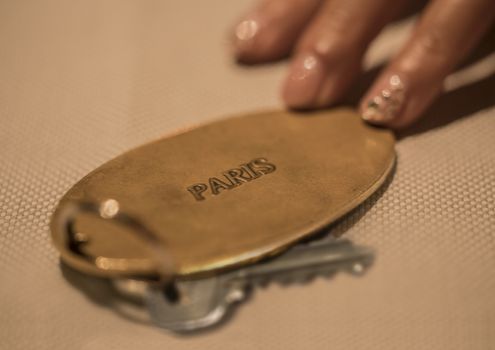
{"left": 362, "top": 75, "right": 405, "bottom": 124}
{"left": 282, "top": 53, "right": 325, "bottom": 109}
{"left": 233, "top": 16, "right": 261, "bottom": 58}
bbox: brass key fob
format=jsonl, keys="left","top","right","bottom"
{"left": 50, "top": 108, "right": 395, "bottom": 283}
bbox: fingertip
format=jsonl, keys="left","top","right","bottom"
{"left": 359, "top": 74, "right": 407, "bottom": 128}
{"left": 232, "top": 16, "right": 263, "bottom": 63}
{"left": 232, "top": 0, "right": 322, "bottom": 64}
{"left": 281, "top": 53, "right": 326, "bottom": 109}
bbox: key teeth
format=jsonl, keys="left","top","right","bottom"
{"left": 254, "top": 260, "right": 372, "bottom": 288}
{"left": 259, "top": 279, "right": 270, "bottom": 288}
{"left": 324, "top": 271, "right": 338, "bottom": 279}
{"left": 257, "top": 271, "right": 328, "bottom": 288}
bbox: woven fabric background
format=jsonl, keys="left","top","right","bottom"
{"left": 1, "top": 1, "right": 494, "bottom": 349}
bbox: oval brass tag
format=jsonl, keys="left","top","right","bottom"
{"left": 51, "top": 108, "right": 395, "bottom": 278}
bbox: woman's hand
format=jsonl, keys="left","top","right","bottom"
{"left": 231, "top": 0, "right": 495, "bottom": 128}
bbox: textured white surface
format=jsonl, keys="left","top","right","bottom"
{"left": 1, "top": 1, "right": 494, "bottom": 349}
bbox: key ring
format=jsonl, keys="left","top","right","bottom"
{"left": 54, "top": 198, "right": 176, "bottom": 288}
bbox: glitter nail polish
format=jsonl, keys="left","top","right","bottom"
{"left": 362, "top": 75, "right": 405, "bottom": 123}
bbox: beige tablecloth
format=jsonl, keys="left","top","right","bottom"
{"left": 1, "top": 1, "right": 494, "bottom": 349}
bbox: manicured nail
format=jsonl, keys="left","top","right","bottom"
{"left": 362, "top": 75, "right": 405, "bottom": 123}
{"left": 233, "top": 16, "right": 261, "bottom": 58}
{"left": 282, "top": 53, "right": 325, "bottom": 109}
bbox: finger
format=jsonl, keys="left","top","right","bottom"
{"left": 282, "top": 0, "right": 407, "bottom": 109}
{"left": 232, "top": 0, "right": 322, "bottom": 64}
{"left": 360, "top": 0, "right": 495, "bottom": 128}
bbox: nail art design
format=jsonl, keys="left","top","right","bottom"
{"left": 362, "top": 75, "right": 405, "bottom": 123}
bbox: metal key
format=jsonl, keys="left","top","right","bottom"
{"left": 144, "top": 239, "right": 374, "bottom": 332}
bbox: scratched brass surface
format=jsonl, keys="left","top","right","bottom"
{"left": 50, "top": 108, "right": 395, "bottom": 278}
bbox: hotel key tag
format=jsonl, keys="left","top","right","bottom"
{"left": 50, "top": 108, "right": 395, "bottom": 331}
